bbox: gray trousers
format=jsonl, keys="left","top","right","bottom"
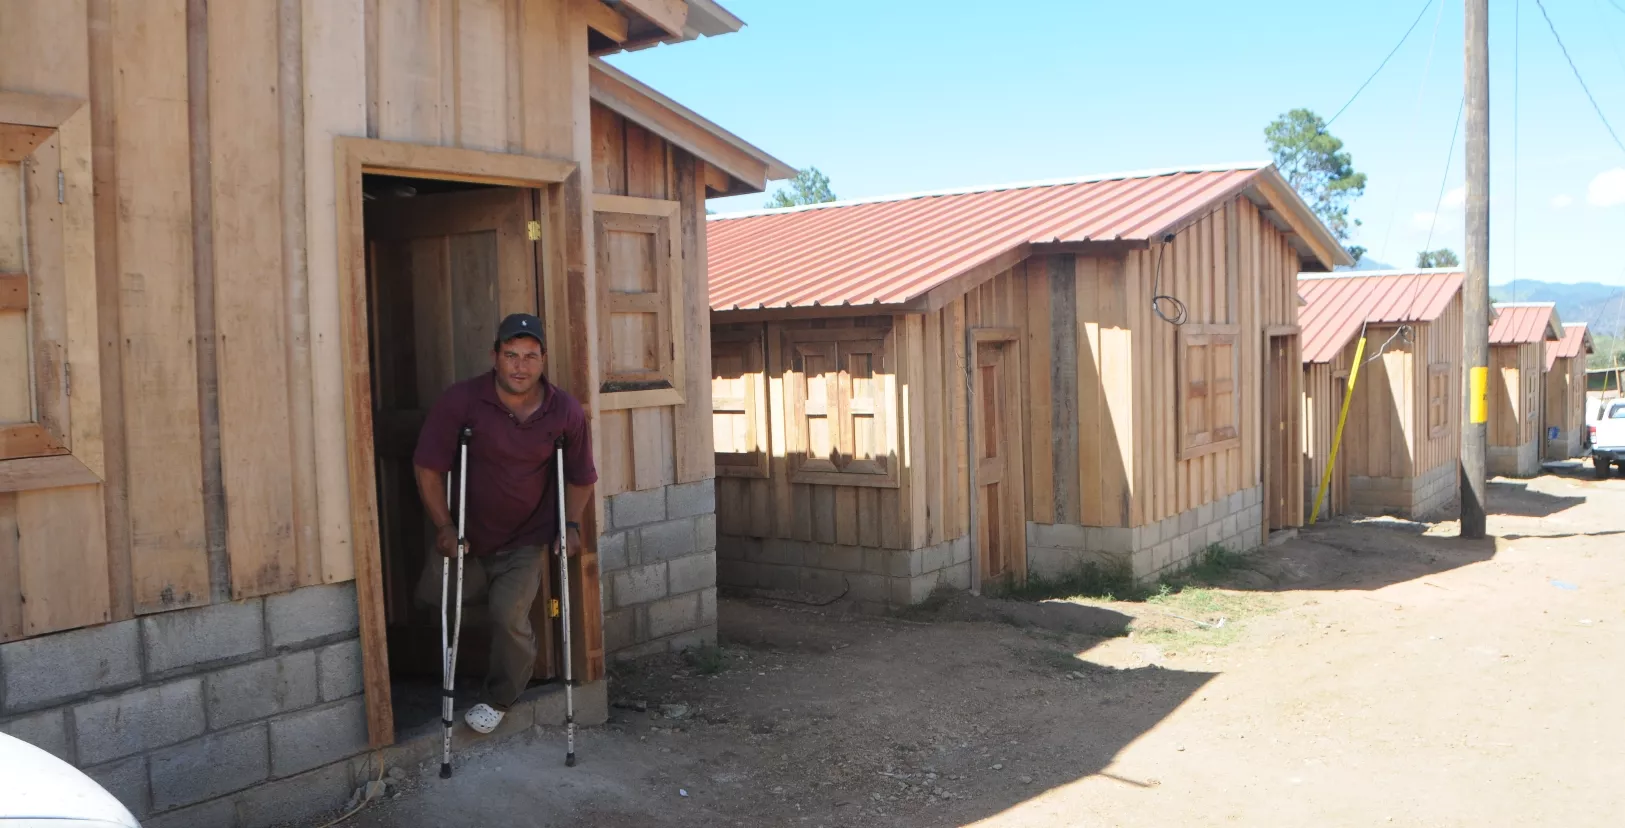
{"left": 480, "top": 544, "right": 546, "bottom": 710}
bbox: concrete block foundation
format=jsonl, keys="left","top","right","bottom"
{"left": 1490, "top": 440, "right": 1541, "bottom": 478}
{"left": 600, "top": 482, "right": 720, "bottom": 660}
{"left": 717, "top": 535, "right": 972, "bottom": 614}
{"left": 1348, "top": 461, "right": 1458, "bottom": 519}
{"left": 1027, "top": 486, "right": 1265, "bottom": 584}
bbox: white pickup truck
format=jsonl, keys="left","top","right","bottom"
{"left": 1590, "top": 399, "right": 1625, "bottom": 478}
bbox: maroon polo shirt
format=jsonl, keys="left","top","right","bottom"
{"left": 413, "top": 371, "right": 598, "bottom": 556}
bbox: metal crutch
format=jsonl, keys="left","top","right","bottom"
{"left": 555, "top": 435, "right": 577, "bottom": 767}
{"left": 440, "top": 426, "right": 473, "bottom": 779}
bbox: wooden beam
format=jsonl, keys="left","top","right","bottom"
{"left": 0, "top": 91, "right": 84, "bottom": 129}
{"left": 619, "top": 0, "right": 687, "bottom": 37}
{"left": 583, "top": 0, "right": 629, "bottom": 41}
{"left": 589, "top": 60, "right": 787, "bottom": 192}
{"left": 1028, "top": 240, "right": 1149, "bottom": 257}
{"left": 0, "top": 274, "right": 25, "bottom": 310}
{"left": 711, "top": 304, "right": 919, "bottom": 324}
{"left": 702, "top": 161, "right": 729, "bottom": 195}
{"left": 0, "top": 455, "right": 100, "bottom": 493}
{"left": 336, "top": 137, "right": 576, "bottom": 188}
{"left": 0, "top": 425, "right": 68, "bottom": 461}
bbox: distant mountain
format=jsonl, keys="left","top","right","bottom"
{"left": 1490, "top": 280, "right": 1625, "bottom": 336}
{"left": 1334, "top": 255, "right": 1397, "bottom": 272}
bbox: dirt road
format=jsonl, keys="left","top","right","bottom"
{"left": 339, "top": 468, "right": 1624, "bottom": 827}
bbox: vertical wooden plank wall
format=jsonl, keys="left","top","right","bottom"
{"left": 588, "top": 104, "right": 713, "bottom": 497}
{"left": 1128, "top": 198, "right": 1301, "bottom": 526}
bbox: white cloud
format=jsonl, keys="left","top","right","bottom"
{"left": 1587, "top": 168, "right": 1625, "bottom": 207}
{"left": 1411, "top": 211, "right": 1436, "bottom": 229}
{"left": 1442, "top": 185, "right": 1467, "bottom": 208}
{"left": 1551, "top": 194, "right": 1574, "bottom": 209}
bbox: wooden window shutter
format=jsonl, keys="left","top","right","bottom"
{"left": 1178, "top": 325, "right": 1240, "bottom": 460}
{"left": 783, "top": 326, "right": 900, "bottom": 488}
{"left": 712, "top": 329, "right": 769, "bottom": 478}
{"left": 1428, "top": 363, "right": 1450, "bottom": 438}
{"left": 593, "top": 194, "right": 684, "bottom": 411}
{"left": 0, "top": 94, "right": 104, "bottom": 493}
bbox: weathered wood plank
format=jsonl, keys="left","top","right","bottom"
{"left": 922, "top": 309, "right": 943, "bottom": 544}
{"left": 304, "top": 0, "right": 366, "bottom": 584}
{"left": 453, "top": 0, "right": 509, "bottom": 152}
{"left": 117, "top": 0, "right": 211, "bottom": 613}
{"left": 375, "top": 0, "right": 444, "bottom": 145}
{"left": 900, "top": 313, "right": 927, "bottom": 548}
{"left": 0, "top": 493, "right": 20, "bottom": 641}
{"left": 211, "top": 0, "right": 299, "bottom": 600}
{"left": 1074, "top": 256, "right": 1100, "bottom": 526}
{"left": 673, "top": 153, "right": 713, "bottom": 484}
{"left": 1099, "top": 255, "right": 1132, "bottom": 527}
{"left": 1025, "top": 262, "right": 1053, "bottom": 526}
{"left": 18, "top": 484, "right": 111, "bottom": 636}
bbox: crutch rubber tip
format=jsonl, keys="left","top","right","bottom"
{"left": 440, "top": 762, "right": 453, "bottom": 779}
{"left": 566, "top": 752, "right": 576, "bottom": 767}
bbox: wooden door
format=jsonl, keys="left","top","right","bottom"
{"left": 363, "top": 186, "right": 554, "bottom": 681}
{"left": 1263, "top": 334, "right": 1301, "bottom": 532}
{"left": 973, "top": 337, "right": 1026, "bottom": 586}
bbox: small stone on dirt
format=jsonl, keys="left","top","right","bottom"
{"left": 992, "top": 763, "right": 1004, "bottom": 770}
{"left": 387, "top": 767, "right": 406, "bottom": 782}
{"left": 661, "top": 703, "right": 691, "bottom": 719}
{"left": 1019, "top": 775, "right": 1033, "bottom": 785}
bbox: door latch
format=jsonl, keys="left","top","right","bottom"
{"left": 527, "top": 221, "right": 542, "bottom": 241}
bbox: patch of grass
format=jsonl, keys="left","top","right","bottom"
{"left": 992, "top": 561, "right": 1146, "bottom": 602}
{"left": 1185, "top": 542, "right": 1250, "bottom": 584}
{"left": 682, "top": 644, "right": 726, "bottom": 676}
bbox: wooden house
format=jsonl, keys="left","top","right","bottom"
{"left": 1544, "top": 323, "right": 1594, "bottom": 461}
{"left": 1297, "top": 270, "right": 1465, "bottom": 520}
{"left": 706, "top": 163, "right": 1350, "bottom": 605}
{"left": 1488, "top": 303, "right": 1563, "bottom": 476}
{"left": 0, "top": 1, "right": 787, "bottom": 821}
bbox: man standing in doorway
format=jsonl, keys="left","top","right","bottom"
{"left": 413, "top": 312, "right": 597, "bottom": 734}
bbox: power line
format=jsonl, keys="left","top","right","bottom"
{"left": 1325, "top": 0, "right": 1438, "bottom": 128}
{"left": 1608, "top": 0, "right": 1625, "bottom": 15}
{"left": 1378, "top": 0, "right": 1450, "bottom": 263}
{"left": 1424, "top": 96, "right": 1465, "bottom": 254}
{"left": 1501, "top": 0, "right": 1514, "bottom": 300}
{"left": 1535, "top": 0, "right": 1625, "bottom": 154}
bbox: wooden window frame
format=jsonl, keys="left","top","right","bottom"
{"left": 1177, "top": 324, "right": 1241, "bottom": 461}
{"left": 0, "top": 91, "right": 102, "bottom": 493}
{"left": 1428, "top": 362, "right": 1450, "bottom": 439}
{"left": 712, "top": 327, "right": 769, "bottom": 479}
{"left": 592, "top": 193, "right": 685, "bottom": 411}
{"left": 781, "top": 326, "right": 900, "bottom": 489}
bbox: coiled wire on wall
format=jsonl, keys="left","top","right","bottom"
{"left": 1150, "top": 233, "right": 1188, "bottom": 325}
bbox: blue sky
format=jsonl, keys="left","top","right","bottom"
{"left": 606, "top": 0, "right": 1625, "bottom": 289}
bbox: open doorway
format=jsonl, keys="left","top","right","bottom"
{"left": 1263, "top": 331, "right": 1302, "bottom": 534}
{"left": 361, "top": 173, "right": 561, "bottom": 738}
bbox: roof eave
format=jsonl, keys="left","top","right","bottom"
{"left": 1245, "top": 167, "right": 1356, "bottom": 270}
{"left": 588, "top": 58, "right": 794, "bottom": 195}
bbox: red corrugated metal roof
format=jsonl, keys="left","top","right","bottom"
{"left": 1489, "top": 302, "right": 1561, "bottom": 346}
{"left": 1297, "top": 270, "right": 1465, "bottom": 364}
{"left": 707, "top": 163, "right": 1342, "bottom": 311}
{"left": 1546, "top": 322, "right": 1593, "bottom": 370}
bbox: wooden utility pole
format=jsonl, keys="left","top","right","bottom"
{"left": 1461, "top": 0, "right": 1490, "bottom": 538}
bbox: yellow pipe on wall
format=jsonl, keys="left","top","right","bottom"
{"left": 1310, "top": 334, "right": 1368, "bottom": 525}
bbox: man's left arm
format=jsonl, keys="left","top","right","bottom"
{"left": 560, "top": 404, "right": 599, "bottom": 556}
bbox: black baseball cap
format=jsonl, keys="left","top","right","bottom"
{"left": 494, "top": 313, "right": 546, "bottom": 350}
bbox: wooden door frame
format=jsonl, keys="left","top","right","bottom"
{"left": 1261, "top": 327, "right": 1302, "bottom": 542}
{"left": 966, "top": 327, "right": 1026, "bottom": 593}
{"left": 335, "top": 138, "right": 580, "bottom": 747}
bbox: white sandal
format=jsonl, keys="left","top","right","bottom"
{"left": 464, "top": 703, "right": 505, "bottom": 734}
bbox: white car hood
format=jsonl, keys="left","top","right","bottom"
{"left": 0, "top": 733, "right": 140, "bottom": 826}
